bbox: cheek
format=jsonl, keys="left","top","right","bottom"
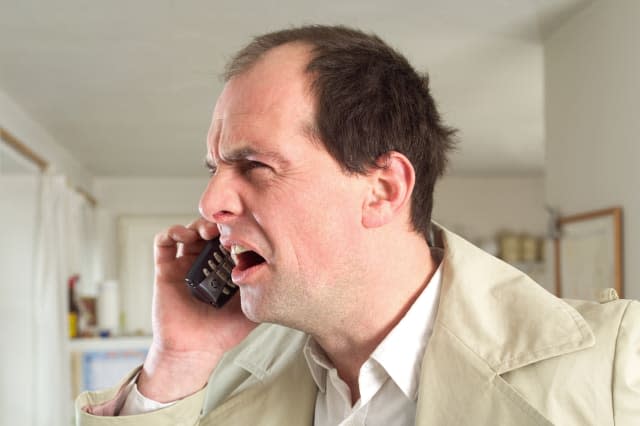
{"left": 251, "top": 169, "right": 366, "bottom": 267}
{"left": 292, "top": 179, "right": 361, "bottom": 230}
{"left": 289, "top": 186, "right": 364, "bottom": 268}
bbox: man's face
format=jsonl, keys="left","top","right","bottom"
{"left": 199, "top": 44, "right": 370, "bottom": 328}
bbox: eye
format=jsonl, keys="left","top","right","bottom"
{"left": 204, "top": 159, "right": 217, "bottom": 177}
{"left": 242, "top": 160, "right": 269, "bottom": 173}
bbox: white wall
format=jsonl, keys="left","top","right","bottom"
{"left": 545, "top": 0, "right": 640, "bottom": 300}
{"left": 0, "top": 175, "right": 38, "bottom": 426}
{"left": 433, "top": 175, "right": 547, "bottom": 244}
{"left": 0, "top": 89, "right": 92, "bottom": 191}
{"left": 93, "top": 177, "right": 206, "bottom": 216}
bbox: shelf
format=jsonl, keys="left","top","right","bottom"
{"left": 68, "top": 335, "right": 152, "bottom": 352}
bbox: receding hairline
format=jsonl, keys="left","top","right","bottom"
{"left": 222, "top": 41, "right": 324, "bottom": 150}
{"left": 224, "top": 40, "right": 316, "bottom": 82}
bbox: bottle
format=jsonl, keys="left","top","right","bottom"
{"left": 68, "top": 274, "right": 80, "bottom": 338}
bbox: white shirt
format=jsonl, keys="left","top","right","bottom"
{"left": 120, "top": 254, "right": 443, "bottom": 423}
{"left": 304, "top": 260, "right": 443, "bottom": 426}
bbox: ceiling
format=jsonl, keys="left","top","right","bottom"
{"left": 0, "top": 0, "right": 591, "bottom": 178}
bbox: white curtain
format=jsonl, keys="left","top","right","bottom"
{"left": 32, "top": 174, "right": 95, "bottom": 426}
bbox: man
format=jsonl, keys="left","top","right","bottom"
{"left": 77, "top": 26, "right": 639, "bottom": 425}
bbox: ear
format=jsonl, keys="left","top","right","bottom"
{"left": 361, "top": 151, "right": 415, "bottom": 229}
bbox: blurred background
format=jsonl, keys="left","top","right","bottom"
{"left": 2, "top": 0, "right": 638, "bottom": 424}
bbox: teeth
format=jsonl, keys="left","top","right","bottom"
{"left": 231, "top": 244, "right": 251, "bottom": 255}
{"left": 230, "top": 244, "right": 250, "bottom": 264}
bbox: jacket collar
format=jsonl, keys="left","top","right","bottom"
{"left": 202, "top": 323, "right": 315, "bottom": 425}
{"left": 414, "top": 225, "right": 595, "bottom": 425}
{"left": 232, "top": 323, "right": 308, "bottom": 380}
{"left": 431, "top": 224, "right": 594, "bottom": 374}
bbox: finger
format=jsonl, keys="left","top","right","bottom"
{"left": 186, "top": 218, "right": 219, "bottom": 241}
{"left": 154, "top": 225, "right": 200, "bottom": 263}
{"left": 181, "top": 239, "right": 208, "bottom": 257}
{"left": 155, "top": 231, "right": 178, "bottom": 264}
{"left": 183, "top": 219, "right": 218, "bottom": 257}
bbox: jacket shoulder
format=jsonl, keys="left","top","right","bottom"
{"left": 502, "top": 298, "right": 640, "bottom": 425}
{"left": 564, "top": 296, "right": 636, "bottom": 337}
{"left": 608, "top": 300, "right": 640, "bottom": 424}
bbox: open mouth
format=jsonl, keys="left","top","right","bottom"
{"left": 231, "top": 246, "right": 266, "bottom": 272}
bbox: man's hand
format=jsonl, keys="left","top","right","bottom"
{"left": 137, "top": 218, "right": 257, "bottom": 403}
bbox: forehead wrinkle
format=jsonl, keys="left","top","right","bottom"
{"left": 209, "top": 114, "right": 317, "bottom": 164}
{"left": 221, "top": 145, "right": 291, "bottom": 170}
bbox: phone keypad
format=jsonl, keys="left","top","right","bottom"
{"left": 185, "top": 239, "right": 237, "bottom": 308}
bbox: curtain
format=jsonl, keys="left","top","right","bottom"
{"left": 32, "top": 174, "right": 95, "bottom": 426}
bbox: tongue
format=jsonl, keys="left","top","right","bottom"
{"left": 236, "top": 251, "right": 265, "bottom": 271}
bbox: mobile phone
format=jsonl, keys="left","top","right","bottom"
{"left": 185, "top": 238, "right": 237, "bottom": 308}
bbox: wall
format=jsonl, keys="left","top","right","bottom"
{"left": 433, "top": 175, "right": 547, "bottom": 244}
{"left": 93, "top": 177, "right": 206, "bottom": 216}
{"left": 545, "top": 0, "right": 640, "bottom": 300}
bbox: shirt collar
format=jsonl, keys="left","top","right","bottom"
{"left": 303, "top": 250, "right": 444, "bottom": 400}
{"left": 303, "top": 336, "right": 331, "bottom": 392}
{"left": 372, "top": 253, "right": 443, "bottom": 400}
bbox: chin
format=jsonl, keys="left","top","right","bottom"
{"left": 240, "top": 293, "right": 291, "bottom": 326}
{"left": 239, "top": 293, "right": 273, "bottom": 323}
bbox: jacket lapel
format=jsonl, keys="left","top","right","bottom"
{"left": 201, "top": 348, "right": 316, "bottom": 426}
{"left": 416, "top": 226, "right": 595, "bottom": 425}
{"left": 201, "top": 324, "right": 317, "bottom": 425}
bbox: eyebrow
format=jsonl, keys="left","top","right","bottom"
{"left": 204, "top": 146, "right": 289, "bottom": 170}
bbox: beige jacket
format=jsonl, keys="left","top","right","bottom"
{"left": 76, "top": 227, "right": 640, "bottom": 425}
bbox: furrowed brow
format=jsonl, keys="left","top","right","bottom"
{"left": 222, "top": 147, "right": 289, "bottom": 168}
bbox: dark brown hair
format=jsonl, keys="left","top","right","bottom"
{"left": 225, "top": 25, "right": 456, "bottom": 242}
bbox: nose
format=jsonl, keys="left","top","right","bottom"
{"left": 198, "top": 170, "right": 242, "bottom": 224}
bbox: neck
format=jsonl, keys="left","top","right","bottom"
{"left": 311, "top": 232, "right": 437, "bottom": 405}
